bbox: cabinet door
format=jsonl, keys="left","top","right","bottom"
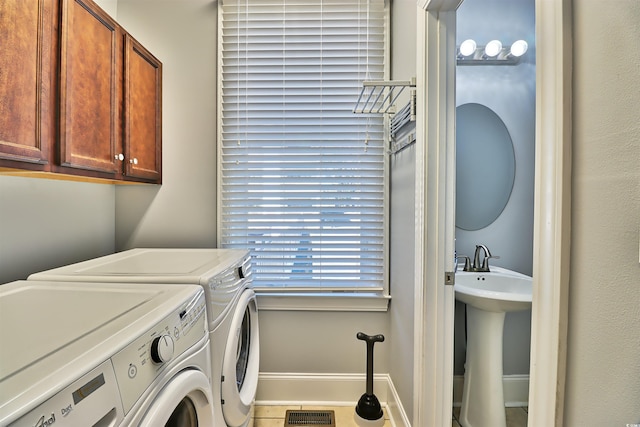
{"left": 0, "top": 0, "right": 56, "bottom": 166}
{"left": 59, "top": 0, "right": 121, "bottom": 174}
{"left": 124, "top": 34, "right": 162, "bottom": 183}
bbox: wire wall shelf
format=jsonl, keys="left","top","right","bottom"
{"left": 353, "top": 78, "right": 416, "bottom": 115}
{"left": 389, "top": 89, "right": 417, "bottom": 154}
{"left": 390, "top": 90, "right": 416, "bottom": 138}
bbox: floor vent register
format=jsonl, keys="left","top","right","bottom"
{"left": 284, "top": 410, "right": 336, "bottom": 426}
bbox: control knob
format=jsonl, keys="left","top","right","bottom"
{"left": 151, "top": 335, "right": 175, "bottom": 364}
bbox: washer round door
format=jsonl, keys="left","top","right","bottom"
{"left": 138, "top": 369, "right": 214, "bottom": 427}
{"left": 221, "top": 288, "right": 260, "bottom": 427}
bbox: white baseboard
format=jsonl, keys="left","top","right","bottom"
{"left": 452, "top": 374, "right": 530, "bottom": 407}
{"left": 256, "top": 372, "right": 411, "bottom": 427}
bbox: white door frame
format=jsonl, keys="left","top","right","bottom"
{"left": 528, "top": 0, "right": 572, "bottom": 425}
{"left": 413, "top": 0, "right": 572, "bottom": 426}
{"left": 413, "top": 1, "right": 460, "bottom": 426}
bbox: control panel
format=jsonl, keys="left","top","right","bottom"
{"left": 11, "top": 360, "right": 124, "bottom": 427}
{"left": 206, "top": 253, "right": 253, "bottom": 325}
{"left": 111, "top": 291, "right": 207, "bottom": 414}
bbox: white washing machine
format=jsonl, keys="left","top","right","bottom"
{"left": 0, "top": 280, "right": 213, "bottom": 426}
{"left": 29, "top": 248, "right": 260, "bottom": 427}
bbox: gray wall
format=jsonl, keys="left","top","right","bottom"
{"left": 0, "top": 176, "right": 115, "bottom": 284}
{"left": 564, "top": 1, "right": 640, "bottom": 424}
{"left": 454, "top": 0, "right": 536, "bottom": 376}
{"left": 115, "top": 0, "right": 219, "bottom": 250}
{"left": 389, "top": 143, "right": 416, "bottom": 419}
{"left": 259, "top": 311, "right": 389, "bottom": 374}
{"left": 388, "top": 0, "right": 418, "bottom": 418}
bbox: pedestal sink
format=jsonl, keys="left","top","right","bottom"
{"left": 455, "top": 267, "right": 532, "bottom": 427}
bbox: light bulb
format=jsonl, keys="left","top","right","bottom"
{"left": 510, "top": 40, "right": 528, "bottom": 57}
{"left": 484, "top": 40, "right": 502, "bottom": 57}
{"left": 459, "top": 39, "right": 477, "bottom": 57}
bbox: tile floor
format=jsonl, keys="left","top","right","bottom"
{"left": 452, "top": 406, "right": 528, "bottom": 427}
{"left": 253, "top": 404, "right": 527, "bottom": 427}
{"left": 253, "top": 405, "right": 392, "bottom": 427}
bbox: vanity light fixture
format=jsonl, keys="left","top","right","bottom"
{"left": 458, "top": 39, "right": 477, "bottom": 57}
{"left": 509, "top": 39, "right": 528, "bottom": 57}
{"left": 456, "top": 39, "right": 529, "bottom": 65}
{"left": 483, "top": 40, "right": 502, "bottom": 57}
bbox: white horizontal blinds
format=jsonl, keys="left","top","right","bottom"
{"left": 220, "top": 0, "right": 386, "bottom": 290}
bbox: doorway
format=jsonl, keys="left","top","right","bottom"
{"left": 453, "top": 0, "right": 535, "bottom": 414}
{"left": 413, "top": 0, "right": 571, "bottom": 426}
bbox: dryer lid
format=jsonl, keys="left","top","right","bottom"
{"left": 0, "top": 281, "right": 157, "bottom": 381}
{"left": 28, "top": 248, "right": 249, "bottom": 283}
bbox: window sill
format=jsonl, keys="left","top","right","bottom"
{"left": 255, "top": 291, "right": 391, "bottom": 312}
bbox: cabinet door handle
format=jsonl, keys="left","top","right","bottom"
{"left": 130, "top": 157, "right": 138, "bottom": 165}
{"left": 115, "top": 153, "right": 124, "bottom": 161}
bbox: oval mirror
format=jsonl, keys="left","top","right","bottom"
{"left": 456, "top": 103, "right": 515, "bottom": 231}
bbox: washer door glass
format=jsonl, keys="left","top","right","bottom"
{"left": 236, "top": 308, "right": 251, "bottom": 391}
{"left": 166, "top": 397, "right": 197, "bottom": 427}
{"left": 136, "top": 369, "right": 213, "bottom": 427}
{"left": 221, "top": 289, "right": 260, "bottom": 427}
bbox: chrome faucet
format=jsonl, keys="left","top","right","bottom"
{"left": 472, "top": 244, "right": 499, "bottom": 272}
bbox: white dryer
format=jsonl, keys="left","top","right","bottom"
{"left": 0, "top": 280, "right": 213, "bottom": 427}
{"left": 29, "top": 248, "right": 260, "bottom": 427}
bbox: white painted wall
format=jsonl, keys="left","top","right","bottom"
{"left": 455, "top": 0, "right": 536, "bottom": 376}
{"left": 564, "top": 1, "right": 640, "bottom": 424}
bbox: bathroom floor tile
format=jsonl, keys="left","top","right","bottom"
{"left": 505, "top": 407, "right": 528, "bottom": 427}
{"left": 453, "top": 406, "right": 461, "bottom": 420}
{"left": 452, "top": 406, "right": 528, "bottom": 427}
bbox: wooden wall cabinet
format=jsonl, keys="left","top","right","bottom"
{"left": 0, "top": 0, "right": 57, "bottom": 168}
{"left": 0, "top": 0, "right": 162, "bottom": 184}
{"left": 123, "top": 34, "right": 162, "bottom": 182}
{"left": 59, "top": 0, "right": 121, "bottom": 175}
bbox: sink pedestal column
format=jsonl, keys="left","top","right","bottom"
{"left": 459, "top": 305, "right": 507, "bottom": 427}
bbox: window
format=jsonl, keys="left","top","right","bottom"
{"left": 218, "top": 0, "right": 388, "bottom": 297}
